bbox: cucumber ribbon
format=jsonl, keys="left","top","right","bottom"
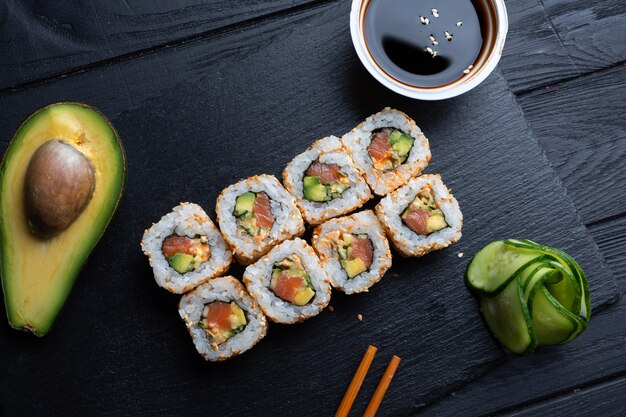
{"left": 465, "top": 239, "right": 590, "bottom": 354}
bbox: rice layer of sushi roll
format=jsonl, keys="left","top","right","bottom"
{"left": 376, "top": 174, "right": 462, "bottom": 257}
{"left": 141, "top": 203, "right": 232, "bottom": 293}
{"left": 342, "top": 108, "right": 431, "bottom": 196}
{"left": 179, "top": 276, "right": 267, "bottom": 361}
{"left": 283, "top": 136, "right": 372, "bottom": 225}
{"left": 312, "top": 210, "right": 391, "bottom": 294}
{"left": 216, "top": 174, "right": 305, "bottom": 265}
{"left": 243, "top": 238, "right": 331, "bottom": 324}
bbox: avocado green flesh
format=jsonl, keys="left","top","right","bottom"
{"left": 200, "top": 302, "right": 248, "bottom": 344}
{"left": 0, "top": 103, "right": 125, "bottom": 336}
{"left": 238, "top": 216, "right": 258, "bottom": 235}
{"left": 302, "top": 175, "right": 349, "bottom": 202}
{"left": 303, "top": 176, "right": 329, "bottom": 202}
{"left": 370, "top": 129, "right": 414, "bottom": 171}
{"left": 271, "top": 256, "right": 315, "bottom": 305}
{"left": 342, "top": 258, "right": 367, "bottom": 279}
{"left": 425, "top": 214, "right": 447, "bottom": 234}
{"left": 169, "top": 253, "right": 195, "bottom": 274}
{"left": 234, "top": 192, "right": 255, "bottom": 216}
{"left": 335, "top": 233, "right": 370, "bottom": 279}
{"left": 234, "top": 192, "right": 268, "bottom": 236}
{"left": 401, "top": 187, "right": 449, "bottom": 235}
{"left": 389, "top": 130, "right": 414, "bottom": 161}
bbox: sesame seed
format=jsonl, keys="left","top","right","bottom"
{"left": 463, "top": 69, "right": 470, "bottom": 74}
{"left": 428, "top": 34, "right": 439, "bottom": 45}
{"left": 458, "top": 252, "right": 464, "bottom": 258}
{"left": 431, "top": 8, "right": 439, "bottom": 17}
{"left": 425, "top": 46, "right": 438, "bottom": 58}
{"left": 445, "top": 31, "right": 453, "bottom": 41}
{"left": 456, "top": 21, "right": 463, "bottom": 27}
{"left": 357, "top": 314, "right": 363, "bottom": 322}
{"left": 420, "top": 16, "right": 430, "bottom": 25}
{"left": 328, "top": 305, "right": 334, "bottom": 312}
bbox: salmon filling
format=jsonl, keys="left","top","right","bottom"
{"left": 199, "top": 301, "right": 247, "bottom": 345}
{"left": 333, "top": 232, "right": 374, "bottom": 279}
{"left": 162, "top": 234, "right": 211, "bottom": 274}
{"left": 367, "top": 128, "right": 414, "bottom": 171}
{"left": 270, "top": 255, "right": 315, "bottom": 306}
{"left": 302, "top": 161, "right": 350, "bottom": 202}
{"left": 234, "top": 191, "right": 275, "bottom": 238}
{"left": 401, "top": 185, "right": 448, "bottom": 235}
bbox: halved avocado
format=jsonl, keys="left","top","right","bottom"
{"left": 0, "top": 103, "right": 125, "bottom": 336}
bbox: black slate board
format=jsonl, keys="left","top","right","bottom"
{"left": 0, "top": 1, "right": 618, "bottom": 416}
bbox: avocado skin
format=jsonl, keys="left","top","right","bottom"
{"left": 0, "top": 102, "right": 126, "bottom": 336}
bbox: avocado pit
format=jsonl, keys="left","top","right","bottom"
{"left": 24, "top": 139, "right": 96, "bottom": 238}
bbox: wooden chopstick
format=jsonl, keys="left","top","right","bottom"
{"left": 362, "top": 355, "right": 401, "bottom": 417}
{"left": 334, "top": 345, "right": 378, "bottom": 417}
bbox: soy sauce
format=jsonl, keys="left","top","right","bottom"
{"left": 364, "top": 0, "right": 491, "bottom": 88}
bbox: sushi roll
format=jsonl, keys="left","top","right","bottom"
{"left": 312, "top": 210, "right": 392, "bottom": 294}
{"left": 178, "top": 276, "right": 267, "bottom": 361}
{"left": 282, "top": 136, "right": 372, "bottom": 225}
{"left": 141, "top": 203, "right": 232, "bottom": 294}
{"left": 243, "top": 238, "right": 332, "bottom": 324}
{"left": 341, "top": 108, "right": 431, "bottom": 196}
{"left": 216, "top": 174, "right": 305, "bottom": 265}
{"left": 376, "top": 174, "right": 462, "bottom": 257}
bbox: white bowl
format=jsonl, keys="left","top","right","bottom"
{"left": 350, "top": 0, "right": 508, "bottom": 100}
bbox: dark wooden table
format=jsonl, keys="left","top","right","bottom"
{"left": 0, "top": 1, "right": 624, "bottom": 416}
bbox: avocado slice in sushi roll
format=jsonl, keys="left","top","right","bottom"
{"left": 243, "top": 238, "right": 331, "bottom": 324}
{"left": 216, "top": 174, "right": 305, "bottom": 265}
{"left": 342, "top": 108, "right": 431, "bottom": 196}
{"left": 302, "top": 161, "right": 350, "bottom": 202}
{"left": 312, "top": 210, "right": 392, "bottom": 295}
{"left": 179, "top": 276, "right": 267, "bottom": 361}
{"left": 141, "top": 203, "right": 233, "bottom": 294}
{"left": 233, "top": 191, "right": 275, "bottom": 238}
{"left": 367, "top": 128, "right": 414, "bottom": 171}
{"left": 270, "top": 255, "right": 316, "bottom": 306}
{"left": 283, "top": 136, "right": 372, "bottom": 226}
{"left": 376, "top": 174, "right": 462, "bottom": 257}
{"left": 401, "top": 184, "right": 449, "bottom": 235}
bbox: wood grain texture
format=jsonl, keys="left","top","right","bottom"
{"left": 499, "top": 0, "right": 579, "bottom": 93}
{"left": 518, "top": 66, "right": 626, "bottom": 224}
{"left": 417, "top": 204, "right": 626, "bottom": 416}
{"left": 542, "top": 0, "right": 626, "bottom": 72}
{"left": 418, "top": 290, "right": 626, "bottom": 416}
{"left": 589, "top": 215, "right": 626, "bottom": 282}
{"left": 0, "top": 0, "right": 318, "bottom": 89}
{"left": 1, "top": 0, "right": 621, "bottom": 95}
{"left": 509, "top": 370, "right": 626, "bottom": 416}
{"left": 0, "top": 1, "right": 618, "bottom": 416}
